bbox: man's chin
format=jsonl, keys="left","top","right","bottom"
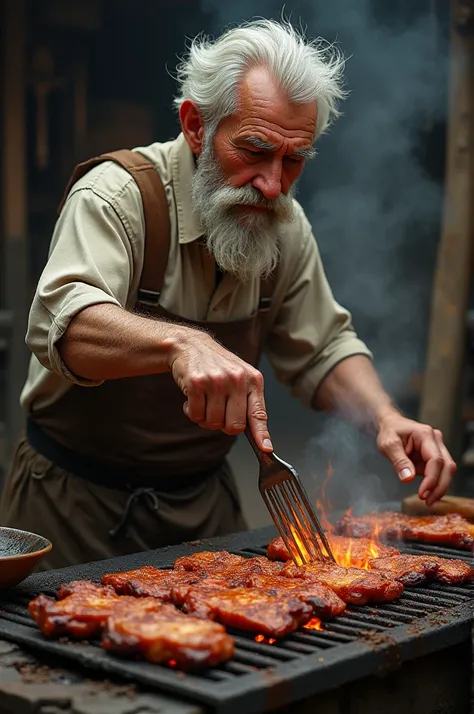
{"left": 231, "top": 207, "right": 274, "bottom": 230}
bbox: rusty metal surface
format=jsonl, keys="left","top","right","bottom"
{"left": 0, "top": 526, "right": 473, "bottom": 714}
{"left": 0, "top": 640, "right": 203, "bottom": 714}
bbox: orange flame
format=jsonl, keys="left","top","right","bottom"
{"left": 285, "top": 464, "right": 388, "bottom": 571}
{"left": 288, "top": 523, "right": 311, "bottom": 566}
{"left": 304, "top": 618, "right": 323, "bottom": 631}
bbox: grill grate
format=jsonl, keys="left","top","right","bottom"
{"left": 0, "top": 525, "right": 472, "bottom": 714}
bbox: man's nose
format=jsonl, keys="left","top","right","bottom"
{"left": 251, "top": 162, "right": 282, "bottom": 200}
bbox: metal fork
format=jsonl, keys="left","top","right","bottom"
{"left": 245, "top": 428, "right": 335, "bottom": 565}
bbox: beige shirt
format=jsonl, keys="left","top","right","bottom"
{"left": 22, "top": 132, "right": 372, "bottom": 413}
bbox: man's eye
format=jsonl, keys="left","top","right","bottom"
{"left": 285, "top": 156, "right": 303, "bottom": 165}
{"left": 242, "top": 148, "right": 262, "bottom": 157}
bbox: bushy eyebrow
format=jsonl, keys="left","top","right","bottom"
{"left": 294, "top": 146, "right": 316, "bottom": 160}
{"left": 243, "top": 136, "right": 277, "bottom": 151}
{"left": 242, "top": 136, "right": 315, "bottom": 160}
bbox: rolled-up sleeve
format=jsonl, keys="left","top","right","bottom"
{"left": 26, "top": 185, "right": 137, "bottom": 385}
{"left": 265, "top": 212, "right": 372, "bottom": 408}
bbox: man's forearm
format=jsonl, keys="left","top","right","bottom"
{"left": 58, "top": 303, "right": 194, "bottom": 381}
{"left": 311, "top": 355, "right": 399, "bottom": 433}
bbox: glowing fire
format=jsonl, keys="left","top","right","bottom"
{"left": 304, "top": 618, "right": 323, "bottom": 631}
{"left": 168, "top": 659, "right": 177, "bottom": 667}
{"left": 285, "top": 463, "right": 386, "bottom": 570}
{"left": 254, "top": 634, "right": 276, "bottom": 644}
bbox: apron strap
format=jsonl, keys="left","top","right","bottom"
{"left": 58, "top": 150, "right": 170, "bottom": 311}
{"left": 58, "top": 149, "right": 275, "bottom": 313}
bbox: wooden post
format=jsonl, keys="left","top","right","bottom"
{"left": 419, "top": 0, "right": 474, "bottom": 450}
{"left": 1, "top": 0, "right": 29, "bottom": 462}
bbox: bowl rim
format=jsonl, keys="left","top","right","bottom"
{"left": 0, "top": 526, "right": 52, "bottom": 561}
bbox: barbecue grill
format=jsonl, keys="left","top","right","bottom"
{"left": 0, "top": 524, "right": 472, "bottom": 714}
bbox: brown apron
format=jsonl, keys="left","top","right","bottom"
{"left": 0, "top": 149, "right": 275, "bottom": 570}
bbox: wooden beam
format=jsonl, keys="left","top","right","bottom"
{"left": 419, "top": 0, "right": 474, "bottom": 450}
{"left": 2, "top": 0, "right": 29, "bottom": 460}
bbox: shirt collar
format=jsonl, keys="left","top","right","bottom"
{"left": 171, "top": 132, "right": 205, "bottom": 244}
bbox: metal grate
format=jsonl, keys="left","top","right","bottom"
{"left": 0, "top": 525, "right": 472, "bottom": 714}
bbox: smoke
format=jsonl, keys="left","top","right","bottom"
{"left": 198, "top": 0, "right": 449, "bottom": 511}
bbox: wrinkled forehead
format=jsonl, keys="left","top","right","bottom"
{"left": 233, "top": 66, "right": 318, "bottom": 145}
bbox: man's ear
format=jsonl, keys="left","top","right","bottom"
{"left": 180, "top": 100, "right": 205, "bottom": 155}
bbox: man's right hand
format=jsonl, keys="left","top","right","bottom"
{"left": 169, "top": 328, "right": 273, "bottom": 452}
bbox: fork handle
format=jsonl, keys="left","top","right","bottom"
{"left": 244, "top": 427, "right": 273, "bottom": 466}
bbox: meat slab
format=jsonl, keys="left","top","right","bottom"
{"left": 171, "top": 584, "right": 314, "bottom": 637}
{"left": 280, "top": 562, "right": 404, "bottom": 605}
{"left": 336, "top": 511, "right": 474, "bottom": 550}
{"left": 102, "top": 602, "right": 234, "bottom": 669}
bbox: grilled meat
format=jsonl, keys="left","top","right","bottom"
{"left": 267, "top": 536, "right": 399, "bottom": 564}
{"left": 174, "top": 551, "right": 247, "bottom": 573}
{"left": 280, "top": 562, "right": 404, "bottom": 604}
{"left": 174, "top": 552, "right": 284, "bottom": 586}
{"left": 102, "top": 603, "right": 234, "bottom": 669}
{"left": 245, "top": 573, "right": 346, "bottom": 618}
{"left": 57, "top": 580, "right": 116, "bottom": 599}
{"left": 269, "top": 532, "right": 473, "bottom": 587}
{"left": 336, "top": 511, "right": 407, "bottom": 540}
{"left": 368, "top": 555, "right": 440, "bottom": 586}
{"left": 172, "top": 585, "right": 313, "bottom": 637}
{"left": 336, "top": 511, "right": 474, "bottom": 550}
{"left": 29, "top": 589, "right": 162, "bottom": 639}
{"left": 102, "top": 567, "right": 201, "bottom": 600}
{"left": 430, "top": 557, "right": 474, "bottom": 584}
{"left": 400, "top": 514, "right": 474, "bottom": 550}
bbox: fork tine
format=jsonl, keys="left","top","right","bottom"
{"left": 287, "top": 479, "right": 335, "bottom": 562}
{"left": 287, "top": 481, "right": 332, "bottom": 558}
{"left": 247, "top": 427, "right": 334, "bottom": 565}
{"left": 264, "top": 489, "right": 306, "bottom": 564}
{"left": 282, "top": 480, "right": 325, "bottom": 559}
{"left": 265, "top": 489, "right": 307, "bottom": 564}
{"left": 279, "top": 481, "right": 324, "bottom": 560}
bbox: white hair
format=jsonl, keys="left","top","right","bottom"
{"left": 173, "top": 18, "right": 347, "bottom": 138}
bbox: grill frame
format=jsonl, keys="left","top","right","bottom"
{"left": 0, "top": 525, "right": 472, "bottom": 714}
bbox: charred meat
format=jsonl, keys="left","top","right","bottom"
{"left": 429, "top": 557, "right": 474, "bottom": 584}
{"left": 368, "top": 555, "right": 439, "bottom": 586}
{"left": 280, "top": 562, "right": 404, "bottom": 605}
{"left": 245, "top": 573, "right": 346, "bottom": 618}
{"left": 29, "top": 586, "right": 162, "bottom": 639}
{"left": 336, "top": 511, "right": 474, "bottom": 550}
{"left": 102, "top": 602, "right": 234, "bottom": 669}
{"left": 172, "top": 584, "right": 313, "bottom": 637}
{"left": 102, "top": 566, "right": 201, "bottom": 600}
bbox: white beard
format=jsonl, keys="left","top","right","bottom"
{"left": 191, "top": 135, "right": 297, "bottom": 282}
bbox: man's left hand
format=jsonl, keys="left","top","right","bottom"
{"left": 376, "top": 413, "right": 457, "bottom": 505}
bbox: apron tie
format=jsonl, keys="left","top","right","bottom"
{"left": 109, "top": 487, "right": 160, "bottom": 540}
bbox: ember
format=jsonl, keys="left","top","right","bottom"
{"left": 254, "top": 634, "right": 277, "bottom": 644}
{"left": 304, "top": 618, "right": 324, "bottom": 631}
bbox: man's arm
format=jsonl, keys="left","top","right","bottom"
{"left": 312, "top": 355, "right": 456, "bottom": 505}
{"left": 59, "top": 302, "right": 272, "bottom": 448}
{"left": 311, "top": 354, "right": 395, "bottom": 432}
{"left": 58, "top": 303, "right": 189, "bottom": 381}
